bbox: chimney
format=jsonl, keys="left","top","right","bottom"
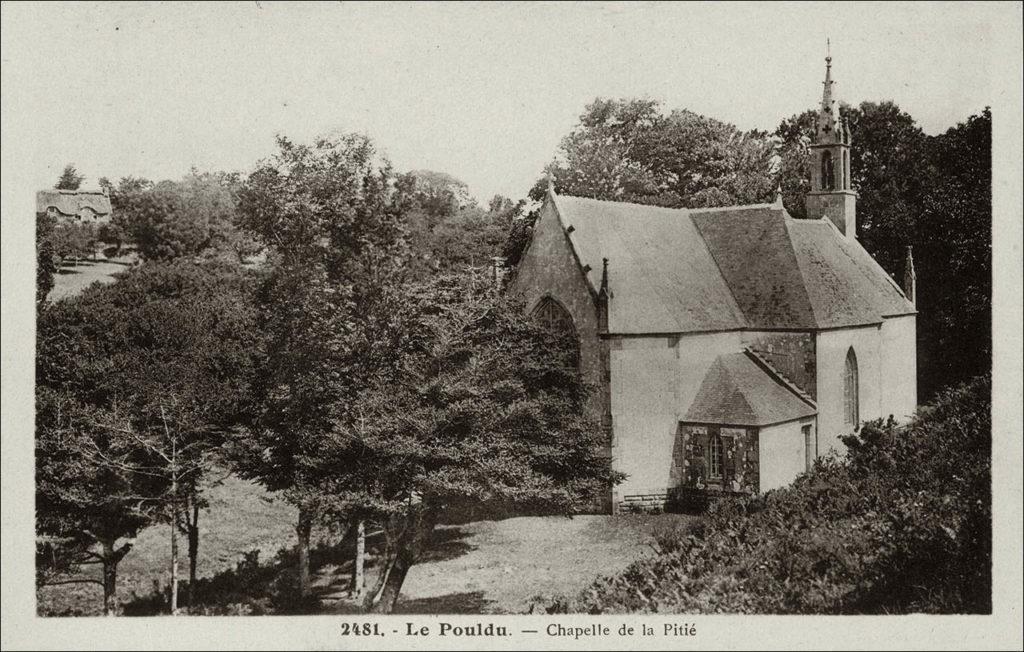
{"left": 903, "top": 246, "right": 916, "bottom": 306}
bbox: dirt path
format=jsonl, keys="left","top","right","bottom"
{"left": 322, "top": 514, "right": 694, "bottom": 614}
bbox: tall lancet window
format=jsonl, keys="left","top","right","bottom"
{"left": 821, "top": 150, "right": 835, "bottom": 191}
{"left": 843, "top": 347, "right": 859, "bottom": 426}
{"left": 532, "top": 296, "right": 579, "bottom": 369}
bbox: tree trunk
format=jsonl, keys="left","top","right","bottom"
{"left": 368, "top": 506, "right": 437, "bottom": 614}
{"left": 296, "top": 509, "right": 313, "bottom": 598}
{"left": 362, "top": 517, "right": 398, "bottom": 611}
{"left": 187, "top": 498, "right": 199, "bottom": 609}
{"left": 351, "top": 520, "right": 365, "bottom": 599}
{"left": 170, "top": 496, "right": 179, "bottom": 614}
{"left": 101, "top": 540, "right": 118, "bottom": 617}
{"left": 99, "top": 537, "right": 134, "bottom": 616}
{"left": 369, "top": 549, "right": 413, "bottom": 614}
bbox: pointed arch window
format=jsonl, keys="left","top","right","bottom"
{"left": 532, "top": 296, "right": 579, "bottom": 369}
{"left": 821, "top": 150, "right": 835, "bottom": 191}
{"left": 843, "top": 348, "right": 859, "bottom": 426}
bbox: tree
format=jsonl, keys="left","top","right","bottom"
{"left": 35, "top": 389, "right": 161, "bottom": 615}
{"left": 36, "top": 260, "right": 258, "bottom": 614}
{"left": 55, "top": 164, "right": 84, "bottom": 190}
{"left": 396, "top": 170, "right": 523, "bottom": 277}
{"left": 110, "top": 171, "right": 259, "bottom": 261}
{"left": 533, "top": 98, "right": 777, "bottom": 208}
{"left": 233, "top": 132, "right": 407, "bottom": 599}
{"left": 36, "top": 212, "right": 58, "bottom": 305}
{"left": 315, "top": 269, "right": 620, "bottom": 613}
{"left": 913, "top": 109, "right": 991, "bottom": 396}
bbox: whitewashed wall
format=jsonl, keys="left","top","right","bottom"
{"left": 759, "top": 419, "right": 812, "bottom": 492}
{"left": 815, "top": 325, "right": 883, "bottom": 455}
{"left": 609, "top": 330, "right": 744, "bottom": 500}
{"left": 880, "top": 315, "right": 918, "bottom": 421}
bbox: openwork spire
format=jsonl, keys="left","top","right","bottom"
{"left": 818, "top": 39, "right": 839, "bottom": 141}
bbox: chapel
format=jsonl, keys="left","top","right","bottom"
{"left": 510, "top": 54, "right": 918, "bottom": 512}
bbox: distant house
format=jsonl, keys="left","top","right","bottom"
{"left": 36, "top": 188, "right": 112, "bottom": 224}
{"left": 510, "top": 55, "right": 918, "bottom": 512}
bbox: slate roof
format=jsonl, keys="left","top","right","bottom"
{"left": 36, "top": 189, "right": 112, "bottom": 219}
{"left": 684, "top": 351, "right": 817, "bottom": 426}
{"left": 550, "top": 192, "right": 914, "bottom": 333}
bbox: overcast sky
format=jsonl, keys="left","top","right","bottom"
{"left": 1, "top": 2, "right": 1002, "bottom": 203}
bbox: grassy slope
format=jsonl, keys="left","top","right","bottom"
{"left": 37, "top": 475, "right": 299, "bottom": 616}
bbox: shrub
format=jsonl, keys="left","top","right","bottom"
{"left": 542, "top": 376, "right": 991, "bottom": 614}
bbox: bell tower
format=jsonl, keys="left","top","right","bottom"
{"left": 805, "top": 41, "right": 857, "bottom": 238}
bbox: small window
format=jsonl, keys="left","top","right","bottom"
{"left": 802, "top": 424, "right": 814, "bottom": 471}
{"left": 844, "top": 348, "right": 859, "bottom": 426}
{"left": 709, "top": 435, "right": 724, "bottom": 479}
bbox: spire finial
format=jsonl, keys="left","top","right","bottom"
{"left": 819, "top": 39, "right": 836, "bottom": 136}
{"left": 545, "top": 170, "right": 555, "bottom": 195}
{"left": 773, "top": 184, "right": 784, "bottom": 208}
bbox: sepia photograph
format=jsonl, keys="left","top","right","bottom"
{"left": 2, "top": 1, "right": 1021, "bottom": 650}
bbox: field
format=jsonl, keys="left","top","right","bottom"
{"left": 37, "top": 474, "right": 694, "bottom": 616}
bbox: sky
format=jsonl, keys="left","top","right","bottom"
{"left": 1, "top": 1, "right": 1003, "bottom": 203}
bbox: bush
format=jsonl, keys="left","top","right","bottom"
{"left": 543, "top": 376, "right": 991, "bottom": 614}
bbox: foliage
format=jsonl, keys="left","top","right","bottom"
{"left": 914, "top": 109, "right": 992, "bottom": 393}
{"left": 109, "top": 171, "right": 259, "bottom": 261}
{"left": 231, "top": 131, "right": 410, "bottom": 597}
{"left": 542, "top": 376, "right": 991, "bottom": 614}
{"left": 36, "top": 212, "right": 59, "bottom": 305}
{"left": 396, "top": 169, "right": 523, "bottom": 276}
{"left": 56, "top": 163, "right": 85, "bottom": 190}
{"left": 313, "top": 268, "right": 621, "bottom": 612}
{"left": 36, "top": 260, "right": 259, "bottom": 612}
{"left": 532, "top": 98, "right": 777, "bottom": 208}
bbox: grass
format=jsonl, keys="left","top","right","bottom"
{"left": 37, "top": 473, "right": 695, "bottom": 616}
{"left": 48, "top": 256, "right": 134, "bottom": 303}
{"left": 36, "top": 474, "right": 303, "bottom": 616}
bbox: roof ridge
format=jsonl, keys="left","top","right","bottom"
{"left": 687, "top": 202, "right": 775, "bottom": 214}
{"left": 556, "top": 193, "right": 688, "bottom": 214}
{"left": 743, "top": 347, "right": 817, "bottom": 408}
{"left": 557, "top": 193, "right": 778, "bottom": 216}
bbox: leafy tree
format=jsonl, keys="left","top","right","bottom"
{"left": 110, "top": 171, "right": 259, "bottom": 261}
{"left": 36, "top": 389, "right": 162, "bottom": 615}
{"left": 36, "top": 212, "right": 58, "bottom": 305}
{"left": 396, "top": 170, "right": 523, "bottom": 277}
{"left": 55, "top": 163, "right": 84, "bottom": 190}
{"left": 533, "top": 98, "right": 777, "bottom": 208}
{"left": 914, "top": 109, "right": 991, "bottom": 396}
{"left": 36, "top": 261, "right": 258, "bottom": 614}
{"left": 233, "top": 132, "right": 406, "bottom": 599}
{"left": 315, "top": 269, "right": 620, "bottom": 613}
